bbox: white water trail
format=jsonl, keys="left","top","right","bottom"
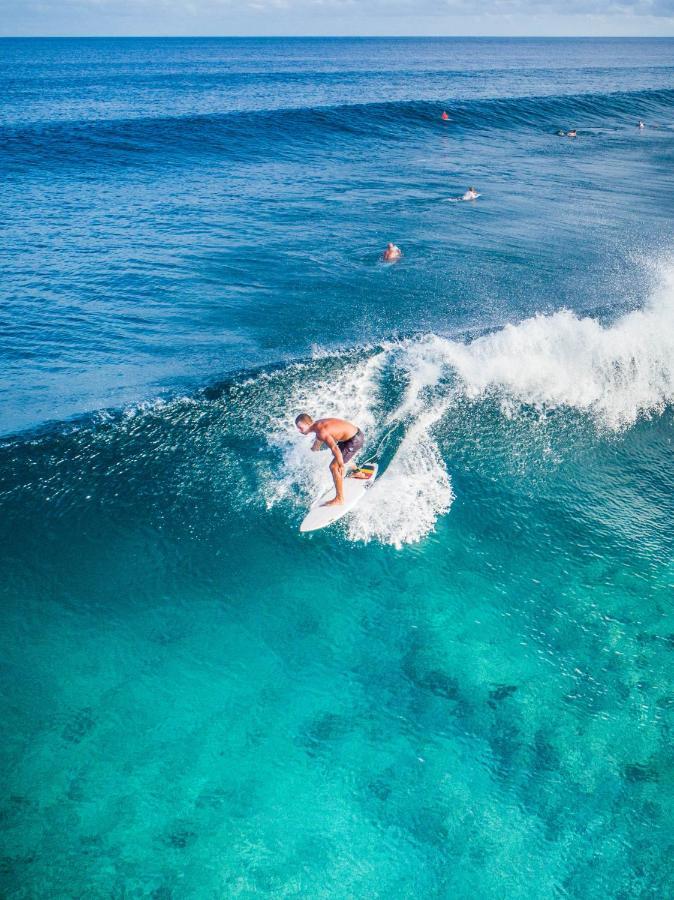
{"left": 265, "top": 257, "right": 674, "bottom": 546}
{"left": 348, "top": 399, "right": 454, "bottom": 548}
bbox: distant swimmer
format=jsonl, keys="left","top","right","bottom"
{"left": 382, "top": 242, "right": 402, "bottom": 262}
{"left": 566, "top": 129, "right": 577, "bottom": 138}
{"left": 638, "top": 120, "right": 645, "bottom": 128}
{"left": 441, "top": 111, "right": 449, "bottom": 121}
{"left": 295, "top": 414, "right": 368, "bottom": 506}
{"left": 445, "top": 187, "right": 480, "bottom": 203}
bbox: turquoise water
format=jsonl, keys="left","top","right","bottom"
{"left": 1, "top": 37, "right": 674, "bottom": 897}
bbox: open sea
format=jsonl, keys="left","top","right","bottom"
{"left": 1, "top": 37, "right": 674, "bottom": 897}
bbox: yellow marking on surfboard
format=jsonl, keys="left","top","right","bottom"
{"left": 349, "top": 465, "right": 375, "bottom": 479}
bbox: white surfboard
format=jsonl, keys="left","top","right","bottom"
{"left": 300, "top": 463, "right": 378, "bottom": 533}
{"left": 445, "top": 192, "right": 481, "bottom": 203}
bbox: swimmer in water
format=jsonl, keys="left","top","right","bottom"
{"left": 382, "top": 242, "right": 402, "bottom": 262}
{"left": 638, "top": 120, "right": 645, "bottom": 129}
{"left": 462, "top": 187, "right": 479, "bottom": 201}
{"left": 441, "top": 111, "right": 449, "bottom": 121}
{"left": 566, "top": 129, "right": 577, "bottom": 138}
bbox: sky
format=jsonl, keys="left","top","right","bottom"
{"left": 1, "top": 0, "right": 674, "bottom": 37}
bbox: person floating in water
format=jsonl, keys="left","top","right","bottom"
{"left": 382, "top": 242, "right": 402, "bottom": 261}
{"left": 295, "top": 414, "right": 368, "bottom": 506}
{"left": 638, "top": 120, "right": 645, "bottom": 129}
{"left": 566, "top": 129, "right": 577, "bottom": 138}
{"left": 462, "top": 186, "right": 479, "bottom": 201}
{"left": 441, "top": 111, "right": 449, "bottom": 121}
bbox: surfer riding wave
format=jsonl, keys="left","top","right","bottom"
{"left": 295, "top": 414, "right": 368, "bottom": 506}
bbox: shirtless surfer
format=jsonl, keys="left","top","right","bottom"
{"left": 462, "top": 186, "right": 479, "bottom": 201}
{"left": 295, "top": 414, "right": 368, "bottom": 506}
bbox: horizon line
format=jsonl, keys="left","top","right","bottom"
{"left": 1, "top": 34, "right": 673, "bottom": 39}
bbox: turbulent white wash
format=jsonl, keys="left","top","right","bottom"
{"left": 268, "top": 347, "right": 454, "bottom": 548}
{"left": 269, "top": 261, "right": 674, "bottom": 545}
{"left": 348, "top": 401, "right": 454, "bottom": 549}
{"left": 439, "top": 262, "right": 674, "bottom": 430}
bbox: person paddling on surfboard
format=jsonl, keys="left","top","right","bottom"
{"left": 295, "top": 414, "right": 368, "bottom": 507}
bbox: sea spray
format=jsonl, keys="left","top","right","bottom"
{"left": 439, "top": 263, "right": 674, "bottom": 430}
{"left": 263, "top": 257, "right": 674, "bottom": 543}
{"left": 348, "top": 402, "right": 455, "bottom": 548}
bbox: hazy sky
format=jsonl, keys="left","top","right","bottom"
{"left": 2, "top": 0, "right": 674, "bottom": 37}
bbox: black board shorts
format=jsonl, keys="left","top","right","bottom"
{"left": 337, "top": 429, "right": 364, "bottom": 464}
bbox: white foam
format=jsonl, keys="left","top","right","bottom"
{"left": 436, "top": 260, "right": 674, "bottom": 430}
{"left": 347, "top": 401, "right": 454, "bottom": 549}
{"left": 263, "top": 341, "right": 455, "bottom": 547}
{"left": 265, "top": 257, "right": 674, "bottom": 545}
{"left": 342, "top": 341, "right": 456, "bottom": 547}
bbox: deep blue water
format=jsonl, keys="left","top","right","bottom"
{"left": 1, "top": 37, "right": 674, "bottom": 897}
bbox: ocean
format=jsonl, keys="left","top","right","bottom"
{"left": 1, "top": 37, "right": 673, "bottom": 897}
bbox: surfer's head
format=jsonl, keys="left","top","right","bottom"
{"left": 295, "top": 413, "right": 313, "bottom": 434}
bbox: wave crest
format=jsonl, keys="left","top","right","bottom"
{"left": 434, "top": 259, "right": 674, "bottom": 430}
{"left": 4, "top": 86, "right": 673, "bottom": 170}
{"left": 270, "top": 257, "right": 673, "bottom": 545}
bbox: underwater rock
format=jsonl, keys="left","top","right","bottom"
{"left": 488, "top": 684, "right": 518, "bottom": 707}
{"left": 623, "top": 762, "right": 658, "bottom": 783}
{"left": 61, "top": 707, "right": 96, "bottom": 744}
{"left": 164, "top": 829, "right": 197, "bottom": 850}
{"left": 300, "top": 712, "right": 351, "bottom": 755}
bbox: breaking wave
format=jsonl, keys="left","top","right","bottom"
{"left": 269, "top": 257, "right": 674, "bottom": 545}
{"left": 2, "top": 258, "right": 672, "bottom": 548}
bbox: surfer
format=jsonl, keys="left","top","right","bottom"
{"left": 462, "top": 186, "right": 479, "bottom": 201}
{"left": 295, "top": 414, "right": 368, "bottom": 506}
{"left": 566, "top": 129, "right": 577, "bottom": 138}
{"left": 638, "top": 120, "right": 645, "bottom": 129}
{"left": 382, "top": 242, "right": 402, "bottom": 262}
{"left": 441, "top": 111, "right": 449, "bottom": 121}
